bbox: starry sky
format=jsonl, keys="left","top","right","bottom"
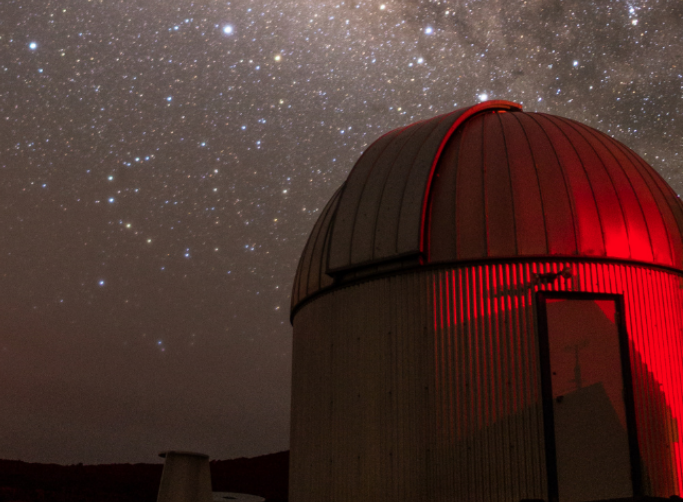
{"left": 1, "top": 0, "right": 682, "bottom": 465}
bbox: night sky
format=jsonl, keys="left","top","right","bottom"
{"left": 2, "top": 0, "right": 682, "bottom": 465}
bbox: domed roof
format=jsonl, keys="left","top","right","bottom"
{"left": 292, "top": 101, "right": 683, "bottom": 313}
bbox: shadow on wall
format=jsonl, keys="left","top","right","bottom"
{"left": 432, "top": 299, "right": 679, "bottom": 498}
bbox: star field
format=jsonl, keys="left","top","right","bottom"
{"left": 1, "top": 0, "right": 682, "bottom": 464}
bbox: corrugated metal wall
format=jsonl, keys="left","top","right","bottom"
{"left": 290, "top": 260, "right": 683, "bottom": 502}
{"left": 430, "top": 262, "right": 546, "bottom": 502}
{"left": 290, "top": 273, "right": 435, "bottom": 502}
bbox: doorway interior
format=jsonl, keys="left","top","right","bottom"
{"left": 536, "top": 292, "right": 641, "bottom": 502}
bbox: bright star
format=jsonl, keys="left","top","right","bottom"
{"left": 478, "top": 93, "right": 488, "bottom": 102}
{"left": 222, "top": 25, "right": 234, "bottom": 35}
{"left": 29, "top": 42, "right": 38, "bottom": 50}
{"left": 424, "top": 27, "right": 433, "bottom": 35}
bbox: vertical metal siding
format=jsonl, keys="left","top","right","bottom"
{"left": 428, "top": 261, "right": 551, "bottom": 502}
{"left": 616, "top": 139, "right": 683, "bottom": 268}
{"left": 554, "top": 118, "right": 652, "bottom": 261}
{"left": 326, "top": 102, "right": 523, "bottom": 274}
{"left": 551, "top": 260, "right": 683, "bottom": 495}
{"left": 291, "top": 186, "right": 341, "bottom": 311}
{"left": 499, "top": 112, "right": 548, "bottom": 256}
{"left": 455, "top": 116, "right": 487, "bottom": 259}
{"left": 531, "top": 114, "right": 605, "bottom": 257}
{"left": 396, "top": 110, "right": 469, "bottom": 255}
{"left": 350, "top": 125, "right": 421, "bottom": 265}
{"left": 591, "top": 123, "right": 676, "bottom": 263}
{"left": 291, "top": 260, "right": 683, "bottom": 502}
{"left": 305, "top": 190, "right": 340, "bottom": 299}
{"left": 425, "top": 126, "right": 462, "bottom": 263}
{"left": 375, "top": 118, "right": 442, "bottom": 258}
{"left": 520, "top": 114, "right": 581, "bottom": 255}
{"left": 485, "top": 113, "right": 517, "bottom": 257}
{"left": 571, "top": 118, "right": 655, "bottom": 262}
{"left": 327, "top": 127, "right": 403, "bottom": 271}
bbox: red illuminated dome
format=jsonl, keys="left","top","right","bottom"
{"left": 292, "top": 101, "right": 683, "bottom": 311}
{"left": 290, "top": 101, "right": 683, "bottom": 502}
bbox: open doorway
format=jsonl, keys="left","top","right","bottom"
{"left": 537, "top": 293, "right": 641, "bottom": 502}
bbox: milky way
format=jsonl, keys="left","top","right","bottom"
{"left": 1, "top": 0, "right": 682, "bottom": 464}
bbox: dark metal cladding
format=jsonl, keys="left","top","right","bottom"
{"left": 325, "top": 126, "right": 407, "bottom": 271}
{"left": 291, "top": 101, "right": 683, "bottom": 313}
{"left": 291, "top": 186, "right": 341, "bottom": 311}
{"left": 327, "top": 100, "right": 523, "bottom": 273}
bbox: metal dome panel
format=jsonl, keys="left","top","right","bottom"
{"left": 328, "top": 100, "right": 523, "bottom": 273}
{"left": 426, "top": 111, "right": 683, "bottom": 266}
{"left": 291, "top": 102, "right": 683, "bottom": 312}
{"left": 291, "top": 186, "right": 340, "bottom": 310}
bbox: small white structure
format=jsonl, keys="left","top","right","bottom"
{"left": 157, "top": 451, "right": 213, "bottom": 502}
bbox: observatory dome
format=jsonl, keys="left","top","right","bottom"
{"left": 290, "top": 101, "right": 683, "bottom": 501}
{"left": 292, "top": 101, "right": 683, "bottom": 313}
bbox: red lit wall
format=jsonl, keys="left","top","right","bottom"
{"left": 290, "top": 259, "right": 683, "bottom": 502}
{"left": 430, "top": 260, "right": 683, "bottom": 496}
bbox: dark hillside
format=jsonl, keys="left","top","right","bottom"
{"left": 0, "top": 451, "right": 288, "bottom": 502}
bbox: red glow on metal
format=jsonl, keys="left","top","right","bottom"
{"left": 419, "top": 101, "right": 524, "bottom": 258}
{"left": 292, "top": 104, "right": 683, "bottom": 315}
{"left": 433, "top": 275, "right": 439, "bottom": 333}
{"left": 431, "top": 261, "right": 683, "bottom": 494}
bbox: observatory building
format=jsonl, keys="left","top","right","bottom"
{"left": 289, "top": 101, "right": 683, "bottom": 502}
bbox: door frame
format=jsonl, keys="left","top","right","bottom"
{"left": 536, "top": 291, "right": 642, "bottom": 502}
